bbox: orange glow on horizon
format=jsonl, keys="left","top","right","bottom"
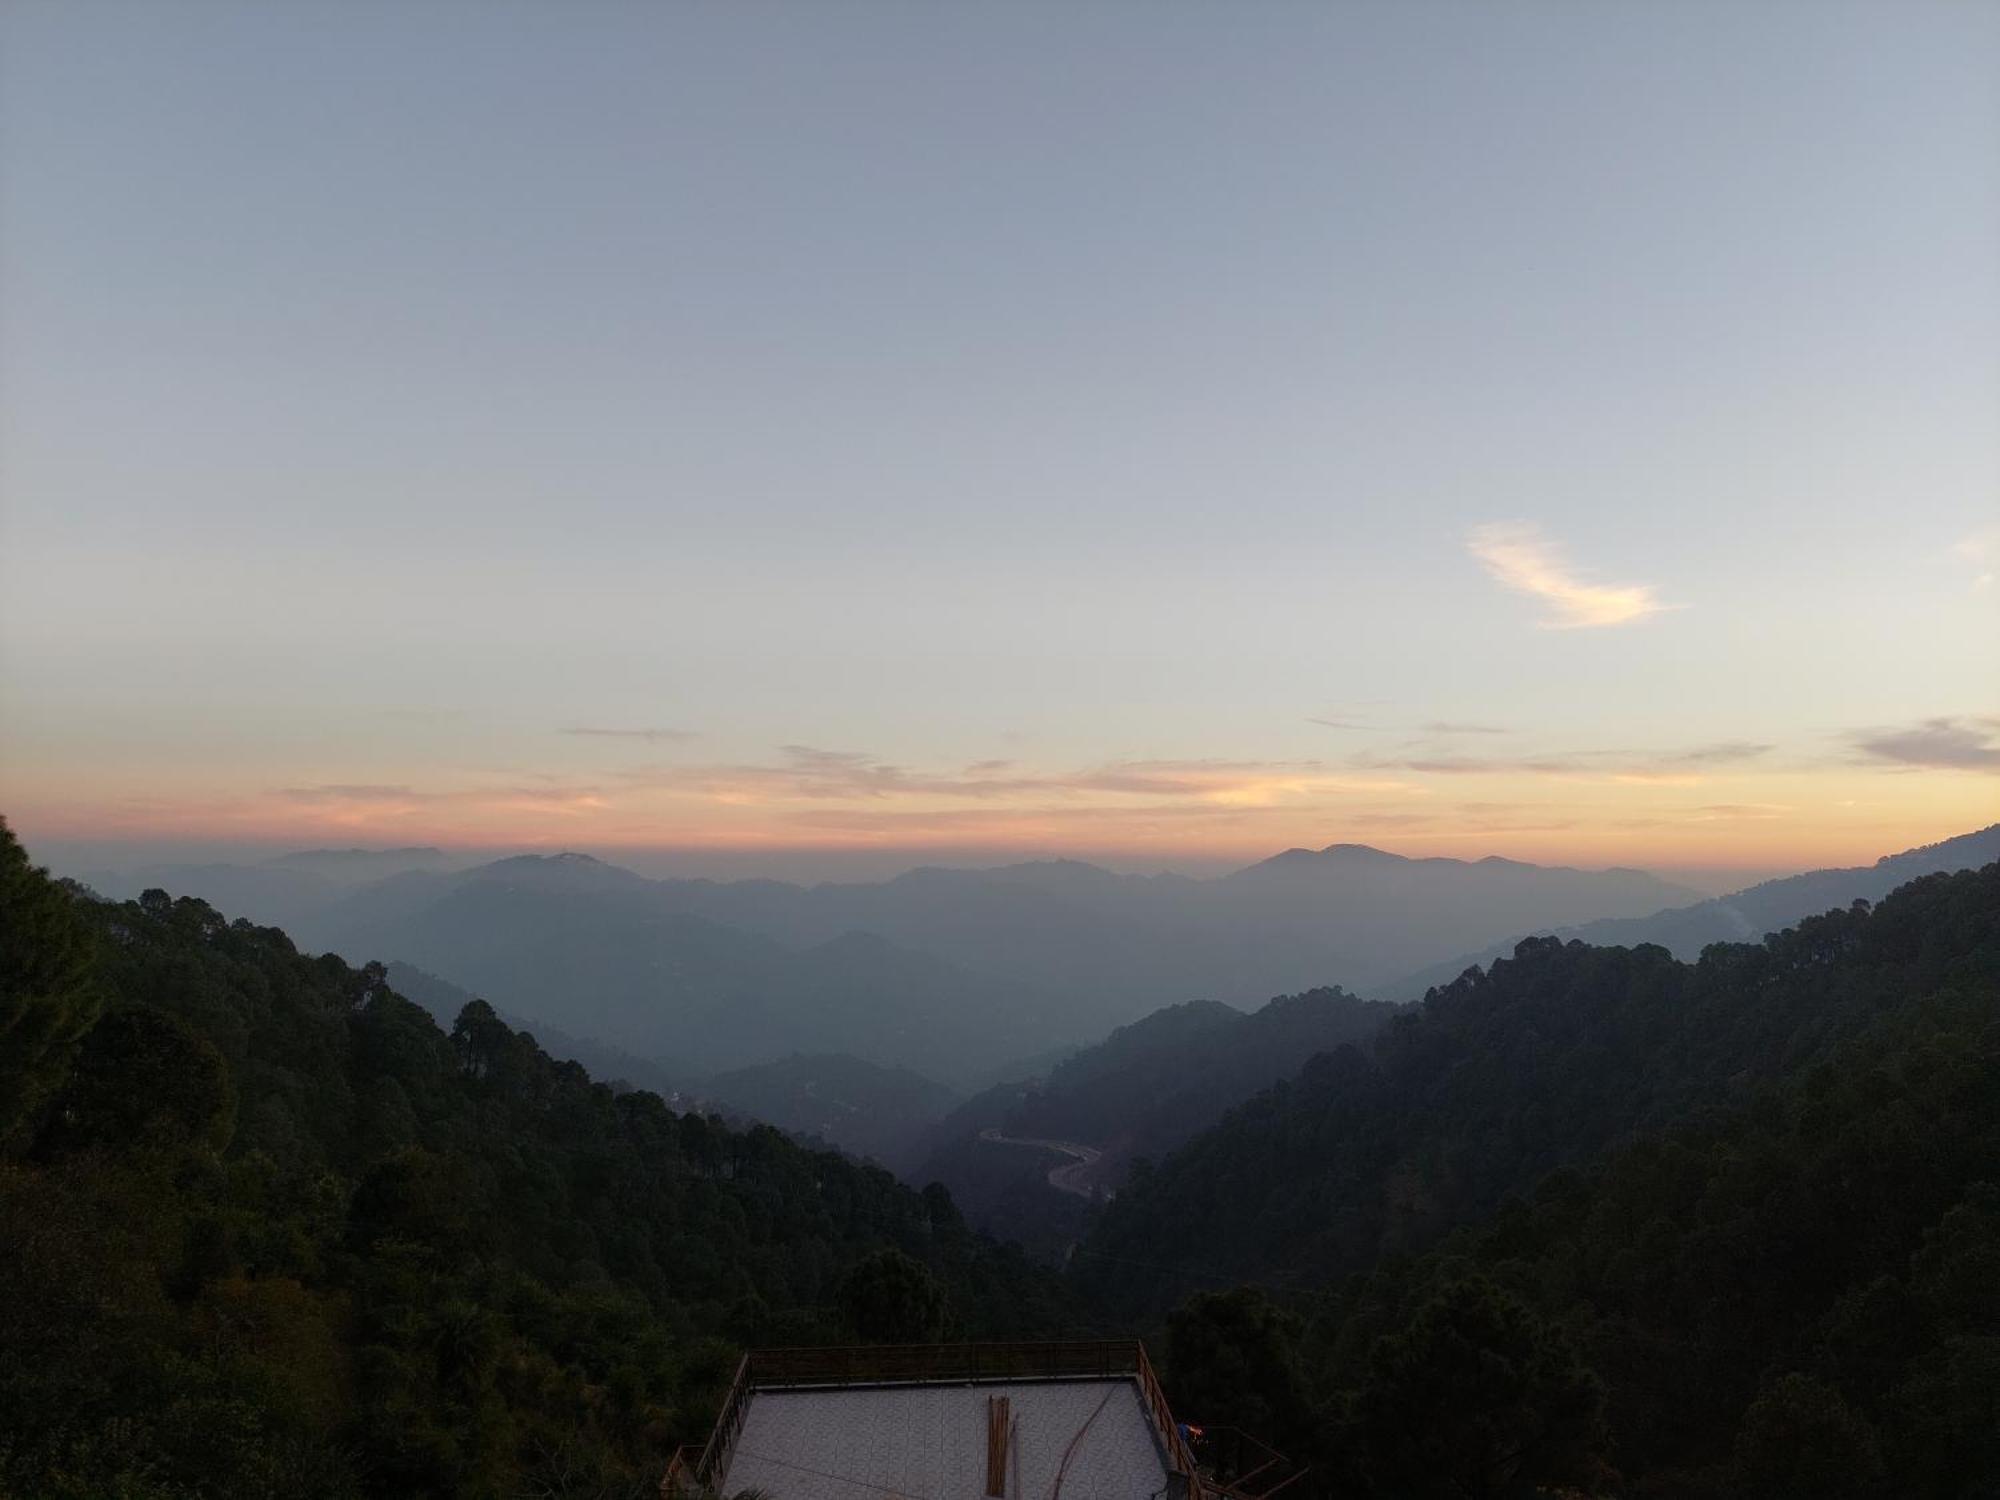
{"left": 7, "top": 750, "right": 1994, "bottom": 883}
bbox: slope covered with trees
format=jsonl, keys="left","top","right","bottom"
{"left": 1088, "top": 869, "right": 1997, "bottom": 1308}
{"left": 912, "top": 988, "right": 1396, "bottom": 1256}
{"left": 0, "top": 820, "right": 1072, "bottom": 1500}
{"left": 1008, "top": 986, "right": 1398, "bottom": 1153}
{"left": 697, "top": 1052, "right": 959, "bottom": 1170}
{"left": 1121, "top": 866, "right": 2000, "bottom": 1496}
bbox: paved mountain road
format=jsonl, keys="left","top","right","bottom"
{"left": 977, "top": 1128, "right": 1104, "bottom": 1199}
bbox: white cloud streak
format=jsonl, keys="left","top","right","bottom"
{"left": 1467, "top": 522, "right": 1675, "bottom": 629}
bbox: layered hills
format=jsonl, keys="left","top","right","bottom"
{"left": 1390, "top": 822, "right": 2000, "bottom": 996}
{"left": 83, "top": 842, "right": 1697, "bottom": 1087}
{"left": 1092, "top": 860, "right": 2000, "bottom": 1495}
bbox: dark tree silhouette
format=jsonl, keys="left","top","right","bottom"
{"left": 0, "top": 817, "right": 101, "bottom": 1147}
{"left": 1165, "top": 1287, "right": 1312, "bottom": 1454}
{"left": 838, "top": 1247, "right": 952, "bottom": 1343}
{"left": 1344, "top": 1276, "right": 1606, "bottom": 1500}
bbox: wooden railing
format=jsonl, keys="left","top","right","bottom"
{"left": 662, "top": 1341, "right": 1211, "bottom": 1500}
{"left": 698, "top": 1353, "right": 752, "bottom": 1482}
{"left": 1131, "top": 1340, "right": 1203, "bottom": 1483}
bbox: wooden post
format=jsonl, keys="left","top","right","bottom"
{"left": 985, "top": 1394, "right": 1011, "bottom": 1496}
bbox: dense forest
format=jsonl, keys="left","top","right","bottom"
{"left": 1132, "top": 864, "right": 2000, "bottom": 1497}
{"left": 0, "top": 820, "right": 1074, "bottom": 1499}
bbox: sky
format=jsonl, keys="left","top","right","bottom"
{"left": 2, "top": 0, "right": 1996, "bottom": 887}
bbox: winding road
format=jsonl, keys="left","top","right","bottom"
{"left": 978, "top": 1128, "right": 1105, "bottom": 1199}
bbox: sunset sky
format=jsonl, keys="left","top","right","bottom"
{"left": 2, "top": 0, "right": 1996, "bottom": 886}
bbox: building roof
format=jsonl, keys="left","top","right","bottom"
{"left": 667, "top": 1342, "right": 1204, "bottom": 1500}
{"left": 721, "top": 1378, "right": 1170, "bottom": 1500}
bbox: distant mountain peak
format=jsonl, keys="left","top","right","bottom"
{"left": 467, "top": 851, "right": 645, "bottom": 887}
{"left": 1235, "top": 843, "right": 1405, "bottom": 876}
{"left": 1319, "top": 842, "right": 1405, "bottom": 861}
{"left": 1002, "top": 857, "right": 1115, "bottom": 876}
{"left": 1875, "top": 823, "right": 1999, "bottom": 869}
{"left": 483, "top": 851, "right": 605, "bottom": 868}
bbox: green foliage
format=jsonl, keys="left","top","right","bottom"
{"left": 1338, "top": 1275, "right": 1606, "bottom": 1499}
{"left": 0, "top": 839, "right": 1076, "bottom": 1499}
{"left": 0, "top": 817, "right": 102, "bottom": 1147}
{"left": 1136, "top": 864, "right": 2000, "bottom": 1496}
{"left": 1731, "top": 1373, "right": 1882, "bottom": 1500}
{"left": 1087, "top": 870, "right": 2000, "bottom": 1313}
{"left": 1164, "top": 1287, "right": 1311, "bottom": 1454}
{"left": 838, "top": 1247, "right": 952, "bottom": 1343}
{"left": 39, "top": 1003, "right": 235, "bottom": 1156}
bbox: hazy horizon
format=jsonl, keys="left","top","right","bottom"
{"left": 25, "top": 825, "right": 1943, "bottom": 900}
{"left": 4, "top": 0, "right": 1996, "bottom": 876}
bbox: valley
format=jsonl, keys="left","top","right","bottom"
{"left": 976, "top": 1127, "right": 1104, "bottom": 1199}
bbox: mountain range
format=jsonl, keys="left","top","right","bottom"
{"left": 74, "top": 826, "right": 2000, "bottom": 1169}
{"left": 85, "top": 841, "right": 1696, "bottom": 1085}
{"left": 1389, "top": 822, "right": 2000, "bottom": 997}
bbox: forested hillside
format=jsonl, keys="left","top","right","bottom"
{"left": 915, "top": 987, "right": 1397, "bottom": 1248}
{"left": 1007, "top": 986, "right": 1398, "bottom": 1153}
{"left": 0, "top": 821, "right": 1073, "bottom": 1500}
{"left": 698, "top": 1052, "right": 958, "bottom": 1170}
{"left": 1091, "top": 868, "right": 2000, "bottom": 1307}
{"left": 1118, "top": 866, "right": 2000, "bottom": 1496}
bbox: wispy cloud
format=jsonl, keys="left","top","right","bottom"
{"left": 1669, "top": 740, "right": 1774, "bottom": 765}
{"left": 1353, "top": 740, "right": 1773, "bottom": 780}
{"left": 1687, "top": 803, "right": 1793, "bottom": 821}
{"left": 278, "top": 783, "right": 425, "bottom": 804}
{"left": 1467, "top": 522, "right": 1676, "bottom": 628}
{"left": 276, "top": 782, "right": 609, "bottom": 816}
{"left": 561, "top": 726, "right": 700, "bottom": 743}
{"left": 1954, "top": 527, "right": 1999, "bottom": 589}
{"left": 775, "top": 799, "right": 1567, "bottom": 841}
{"left": 620, "top": 745, "right": 1414, "bottom": 807}
{"left": 1849, "top": 717, "right": 2000, "bottom": 773}
{"left": 1310, "top": 717, "right": 1510, "bottom": 735}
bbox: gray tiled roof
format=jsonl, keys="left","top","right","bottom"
{"left": 720, "top": 1379, "right": 1173, "bottom": 1500}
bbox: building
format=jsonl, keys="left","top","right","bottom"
{"left": 664, "top": 1341, "right": 1295, "bottom": 1500}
